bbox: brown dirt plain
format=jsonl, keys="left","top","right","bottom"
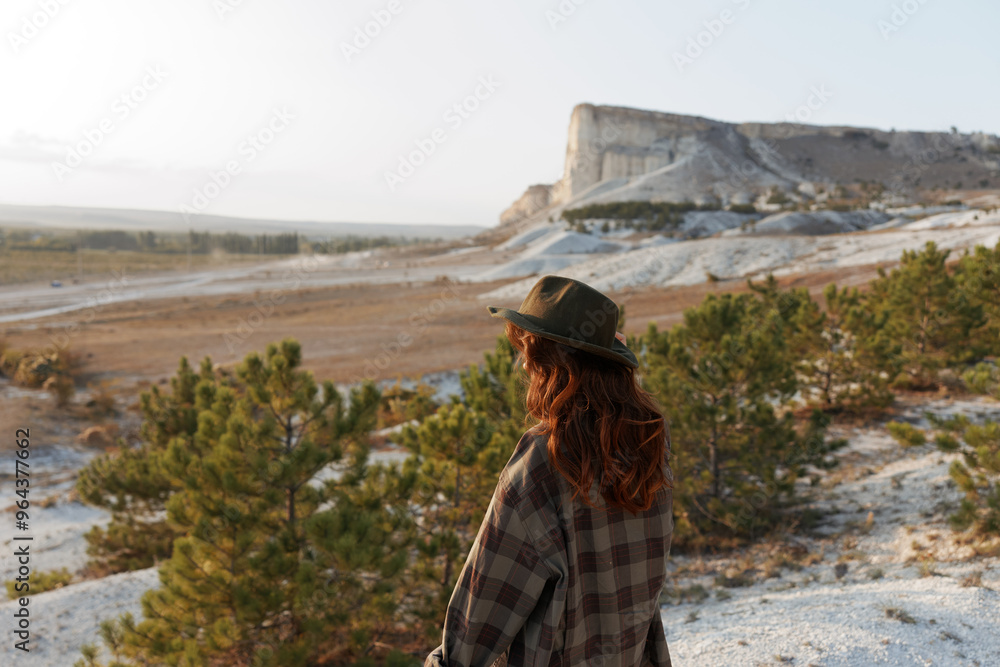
{"left": 1, "top": 263, "right": 882, "bottom": 389}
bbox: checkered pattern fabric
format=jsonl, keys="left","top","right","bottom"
{"left": 425, "top": 426, "right": 674, "bottom": 667}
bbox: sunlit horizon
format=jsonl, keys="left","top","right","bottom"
{"left": 2, "top": 0, "right": 998, "bottom": 227}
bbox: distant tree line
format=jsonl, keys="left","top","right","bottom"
{"left": 308, "top": 235, "right": 433, "bottom": 254}
{"left": 187, "top": 230, "right": 301, "bottom": 254}
{"left": 561, "top": 200, "right": 760, "bottom": 233}
{"left": 1, "top": 228, "right": 428, "bottom": 256}
{"left": 562, "top": 200, "right": 708, "bottom": 230}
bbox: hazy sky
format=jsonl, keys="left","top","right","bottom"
{"left": 1, "top": 0, "right": 997, "bottom": 228}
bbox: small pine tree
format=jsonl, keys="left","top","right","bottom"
{"left": 954, "top": 240, "right": 1000, "bottom": 357}
{"left": 398, "top": 336, "right": 531, "bottom": 638}
{"left": 398, "top": 403, "right": 497, "bottom": 635}
{"left": 867, "top": 242, "right": 987, "bottom": 388}
{"left": 962, "top": 362, "right": 1000, "bottom": 397}
{"left": 77, "top": 356, "right": 221, "bottom": 574}
{"left": 457, "top": 336, "right": 526, "bottom": 426}
{"left": 458, "top": 335, "right": 531, "bottom": 475}
{"left": 793, "top": 284, "right": 897, "bottom": 411}
{"left": 378, "top": 380, "right": 439, "bottom": 427}
{"left": 890, "top": 415, "right": 1000, "bottom": 537}
{"left": 80, "top": 340, "right": 408, "bottom": 666}
{"left": 641, "top": 292, "right": 840, "bottom": 547}
{"left": 746, "top": 275, "right": 901, "bottom": 412}
{"left": 944, "top": 420, "right": 1000, "bottom": 535}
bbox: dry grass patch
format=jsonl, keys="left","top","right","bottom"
{"left": 662, "top": 583, "right": 711, "bottom": 605}
{"left": 884, "top": 606, "right": 917, "bottom": 624}
{"left": 960, "top": 570, "right": 984, "bottom": 588}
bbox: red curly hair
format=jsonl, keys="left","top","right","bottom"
{"left": 505, "top": 321, "right": 671, "bottom": 513}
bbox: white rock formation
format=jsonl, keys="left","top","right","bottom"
{"left": 500, "top": 103, "right": 1000, "bottom": 227}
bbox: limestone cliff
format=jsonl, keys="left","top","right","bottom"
{"left": 499, "top": 184, "right": 551, "bottom": 225}
{"left": 500, "top": 103, "right": 1000, "bottom": 226}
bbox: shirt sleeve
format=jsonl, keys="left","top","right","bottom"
{"left": 424, "top": 486, "right": 553, "bottom": 667}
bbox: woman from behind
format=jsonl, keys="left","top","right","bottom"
{"left": 425, "top": 275, "right": 674, "bottom": 667}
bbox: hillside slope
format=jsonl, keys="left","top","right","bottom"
{"left": 500, "top": 104, "right": 1000, "bottom": 226}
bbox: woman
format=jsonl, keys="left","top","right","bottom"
{"left": 425, "top": 275, "right": 674, "bottom": 667}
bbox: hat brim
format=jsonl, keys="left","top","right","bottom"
{"left": 487, "top": 305, "right": 639, "bottom": 369}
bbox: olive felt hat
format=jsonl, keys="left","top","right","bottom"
{"left": 487, "top": 275, "right": 638, "bottom": 369}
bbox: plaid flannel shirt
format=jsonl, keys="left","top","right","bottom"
{"left": 425, "top": 426, "right": 674, "bottom": 667}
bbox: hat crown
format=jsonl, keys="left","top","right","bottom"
{"left": 517, "top": 276, "right": 619, "bottom": 349}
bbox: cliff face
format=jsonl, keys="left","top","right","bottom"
{"left": 500, "top": 103, "right": 1000, "bottom": 225}
{"left": 499, "top": 184, "right": 551, "bottom": 225}
{"left": 550, "top": 105, "right": 723, "bottom": 203}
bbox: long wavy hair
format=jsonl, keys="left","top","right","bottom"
{"left": 505, "top": 321, "right": 671, "bottom": 513}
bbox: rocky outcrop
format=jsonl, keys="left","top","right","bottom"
{"left": 500, "top": 103, "right": 1000, "bottom": 226}
{"left": 550, "top": 105, "right": 721, "bottom": 203}
{"left": 499, "top": 184, "right": 551, "bottom": 225}
{"left": 720, "top": 210, "right": 891, "bottom": 236}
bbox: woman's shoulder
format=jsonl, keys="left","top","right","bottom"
{"left": 498, "top": 427, "right": 559, "bottom": 509}
{"left": 502, "top": 425, "right": 549, "bottom": 480}
{"left": 495, "top": 427, "right": 566, "bottom": 558}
